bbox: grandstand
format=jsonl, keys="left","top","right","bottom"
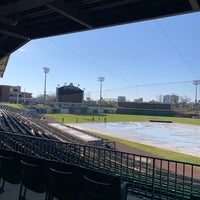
{"left": 1, "top": 0, "right": 200, "bottom": 199}
{"left": 0, "top": 105, "right": 199, "bottom": 199}
{"left": 0, "top": 106, "right": 114, "bottom": 147}
{"left": 117, "top": 102, "right": 175, "bottom": 116}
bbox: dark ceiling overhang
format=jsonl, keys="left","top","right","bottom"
{"left": 0, "top": 0, "right": 199, "bottom": 77}
{"left": 0, "top": 54, "right": 10, "bottom": 77}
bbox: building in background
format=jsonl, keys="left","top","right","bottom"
{"left": 134, "top": 98, "right": 143, "bottom": 103}
{"left": 21, "top": 92, "right": 33, "bottom": 104}
{"left": 117, "top": 96, "right": 126, "bottom": 102}
{"left": 163, "top": 95, "right": 171, "bottom": 104}
{"left": 0, "top": 85, "right": 32, "bottom": 103}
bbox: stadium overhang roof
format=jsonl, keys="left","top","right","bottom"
{"left": 0, "top": 55, "right": 10, "bottom": 77}
{"left": 0, "top": 0, "right": 200, "bottom": 77}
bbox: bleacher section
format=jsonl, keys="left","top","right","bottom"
{"left": 0, "top": 105, "right": 114, "bottom": 148}
{"left": 0, "top": 105, "right": 199, "bottom": 199}
{"left": 117, "top": 102, "right": 175, "bottom": 116}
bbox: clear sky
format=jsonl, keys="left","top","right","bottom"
{"left": 2, "top": 11, "right": 200, "bottom": 102}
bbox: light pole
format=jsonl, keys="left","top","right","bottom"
{"left": 193, "top": 80, "right": 200, "bottom": 113}
{"left": 97, "top": 77, "right": 105, "bottom": 103}
{"left": 43, "top": 67, "right": 50, "bottom": 105}
{"left": 56, "top": 84, "right": 60, "bottom": 103}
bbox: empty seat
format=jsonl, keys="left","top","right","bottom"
{"left": 46, "top": 160, "right": 81, "bottom": 200}
{"left": 81, "top": 167, "right": 128, "bottom": 200}
{"left": 19, "top": 156, "right": 47, "bottom": 200}
{"left": 0, "top": 149, "right": 21, "bottom": 193}
{"left": 191, "top": 194, "right": 200, "bottom": 200}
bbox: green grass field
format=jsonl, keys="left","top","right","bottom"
{"left": 45, "top": 113, "right": 200, "bottom": 125}
{"left": 45, "top": 113, "right": 200, "bottom": 164}
{"left": 3, "top": 103, "right": 27, "bottom": 110}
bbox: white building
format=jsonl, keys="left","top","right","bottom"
{"left": 118, "top": 96, "right": 126, "bottom": 102}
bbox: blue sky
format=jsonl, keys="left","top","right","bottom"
{"left": 2, "top": 12, "right": 200, "bottom": 102}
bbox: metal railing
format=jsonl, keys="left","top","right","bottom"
{"left": 0, "top": 130, "right": 199, "bottom": 199}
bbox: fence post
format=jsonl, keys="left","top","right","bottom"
{"left": 152, "top": 158, "right": 155, "bottom": 198}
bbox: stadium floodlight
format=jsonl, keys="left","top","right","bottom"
{"left": 193, "top": 80, "right": 200, "bottom": 103}
{"left": 193, "top": 80, "right": 200, "bottom": 113}
{"left": 43, "top": 67, "right": 50, "bottom": 105}
{"left": 56, "top": 84, "right": 60, "bottom": 102}
{"left": 97, "top": 77, "right": 105, "bottom": 103}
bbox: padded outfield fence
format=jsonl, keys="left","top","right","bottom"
{"left": 0, "top": 130, "right": 199, "bottom": 199}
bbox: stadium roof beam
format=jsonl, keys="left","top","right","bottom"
{"left": 46, "top": 0, "right": 93, "bottom": 29}
{"left": 189, "top": 0, "right": 200, "bottom": 10}
{"left": 0, "top": 15, "right": 19, "bottom": 27}
{"left": 0, "top": 55, "right": 10, "bottom": 77}
{"left": 0, "top": 0, "right": 56, "bottom": 16}
{"left": 0, "top": 29, "right": 29, "bottom": 40}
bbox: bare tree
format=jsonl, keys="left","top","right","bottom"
{"left": 46, "top": 92, "right": 56, "bottom": 103}
{"left": 156, "top": 95, "right": 163, "bottom": 103}
{"left": 171, "top": 94, "right": 179, "bottom": 105}
{"left": 179, "top": 95, "right": 191, "bottom": 108}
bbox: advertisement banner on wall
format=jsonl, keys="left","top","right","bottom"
{"left": 46, "top": 109, "right": 52, "bottom": 114}
{"left": 61, "top": 108, "right": 69, "bottom": 114}
{"left": 98, "top": 109, "right": 104, "bottom": 114}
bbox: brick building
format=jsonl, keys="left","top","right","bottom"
{"left": 0, "top": 85, "right": 32, "bottom": 103}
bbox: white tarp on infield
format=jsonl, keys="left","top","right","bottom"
{"left": 68, "top": 122, "right": 200, "bottom": 157}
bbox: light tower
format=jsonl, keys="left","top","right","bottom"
{"left": 97, "top": 77, "right": 105, "bottom": 103}
{"left": 43, "top": 67, "right": 50, "bottom": 104}
{"left": 193, "top": 80, "right": 200, "bottom": 113}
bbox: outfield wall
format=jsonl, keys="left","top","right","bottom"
{"left": 32, "top": 107, "right": 175, "bottom": 117}
{"left": 116, "top": 108, "right": 175, "bottom": 116}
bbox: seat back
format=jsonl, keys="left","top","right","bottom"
{"left": 20, "top": 156, "right": 47, "bottom": 193}
{"left": 0, "top": 149, "right": 21, "bottom": 184}
{"left": 81, "top": 167, "right": 122, "bottom": 200}
{"left": 46, "top": 160, "right": 81, "bottom": 200}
